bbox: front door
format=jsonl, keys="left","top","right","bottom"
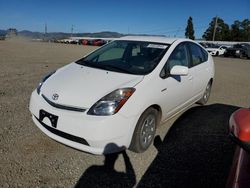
{"left": 158, "top": 43, "right": 194, "bottom": 121}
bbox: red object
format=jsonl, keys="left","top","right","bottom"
{"left": 230, "top": 109, "right": 250, "bottom": 142}
{"left": 82, "top": 40, "right": 89, "bottom": 45}
{"left": 227, "top": 147, "right": 250, "bottom": 188}
{"left": 92, "top": 39, "right": 106, "bottom": 46}
{"left": 227, "top": 108, "right": 250, "bottom": 188}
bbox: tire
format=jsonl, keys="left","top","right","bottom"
{"left": 239, "top": 52, "right": 248, "bottom": 59}
{"left": 129, "top": 108, "right": 158, "bottom": 153}
{"left": 216, "top": 51, "right": 219, "bottom": 56}
{"left": 239, "top": 52, "right": 244, "bottom": 59}
{"left": 198, "top": 81, "right": 212, "bottom": 105}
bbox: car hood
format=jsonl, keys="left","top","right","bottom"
{"left": 41, "top": 63, "right": 143, "bottom": 109}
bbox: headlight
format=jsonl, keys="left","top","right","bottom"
{"left": 236, "top": 50, "right": 240, "bottom": 53}
{"left": 87, "top": 88, "right": 135, "bottom": 116}
{"left": 37, "top": 70, "right": 56, "bottom": 94}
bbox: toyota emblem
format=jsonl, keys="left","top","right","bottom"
{"left": 52, "top": 93, "right": 59, "bottom": 101}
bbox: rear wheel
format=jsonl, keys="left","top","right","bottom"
{"left": 239, "top": 52, "right": 244, "bottom": 59}
{"left": 129, "top": 108, "right": 158, "bottom": 153}
{"left": 198, "top": 81, "right": 212, "bottom": 105}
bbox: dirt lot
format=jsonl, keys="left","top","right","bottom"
{"left": 0, "top": 39, "right": 249, "bottom": 187}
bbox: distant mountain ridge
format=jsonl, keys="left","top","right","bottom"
{"left": 0, "top": 29, "right": 165, "bottom": 39}
{"left": 0, "top": 29, "right": 125, "bottom": 39}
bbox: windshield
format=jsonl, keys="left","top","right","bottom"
{"left": 76, "top": 40, "right": 169, "bottom": 75}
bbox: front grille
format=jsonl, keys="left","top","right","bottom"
{"left": 42, "top": 94, "right": 86, "bottom": 112}
{"left": 35, "top": 116, "right": 89, "bottom": 146}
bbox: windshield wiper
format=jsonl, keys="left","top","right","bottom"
{"left": 77, "top": 60, "right": 134, "bottom": 74}
{"left": 76, "top": 59, "right": 92, "bottom": 66}
{"left": 101, "top": 64, "right": 133, "bottom": 74}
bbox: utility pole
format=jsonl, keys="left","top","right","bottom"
{"left": 71, "top": 25, "right": 74, "bottom": 38}
{"left": 44, "top": 23, "right": 47, "bottom": 40}
{"left": 212, "top": 16, "right": 218, "bottom": 41}
{"left": 45, "top": 23, "right": 47, "bottom": 35}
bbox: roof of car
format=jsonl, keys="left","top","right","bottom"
{"left": 118, "top": 36, "right": 186, "bottom": 44}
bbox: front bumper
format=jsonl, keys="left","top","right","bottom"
{"left": 29, "top": 90, "right": 138, "bottom": 155}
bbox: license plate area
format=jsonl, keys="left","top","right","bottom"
{"left": 39, "top": 109, "right": 58, "bottom": 128}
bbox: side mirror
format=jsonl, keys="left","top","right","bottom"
{"left": 229, "top": 108, "right": 250, "bottom": 152}
{"left": 170, "top": 65, "right": 189, "bottom": 76}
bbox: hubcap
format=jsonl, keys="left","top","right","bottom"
{"left": 140, "top": 114, "right": 156, "bottom": 148}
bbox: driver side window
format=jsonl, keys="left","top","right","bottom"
{"left": 160, "top": 43, "right": 189, "bottom": 78}
{"left": 167, "top": 43, "right": 189, "bottom": 71}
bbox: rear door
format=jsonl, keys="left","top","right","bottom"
{"left": 187, "top": 42, "right": 210, "bottom": 99}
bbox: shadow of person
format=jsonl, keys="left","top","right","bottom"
{"left": 138, "top": 103, "right": 240, "bottom": 188}
{"left": 75, "top": 143, "right": 136, "bottom": 188}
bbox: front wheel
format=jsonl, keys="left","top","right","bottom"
{"left": 129, "top": 108, "right": 158, "bottom": 153}
{"left": 198, "top": 81, "right": 212, "bottom": 105}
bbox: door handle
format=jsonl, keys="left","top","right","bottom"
{"left": 188, "top": 76, "right": 193, "bottom": 80}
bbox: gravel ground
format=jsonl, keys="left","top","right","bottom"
{"left": 0, "top": 38, "right": 249, "bottom": 188}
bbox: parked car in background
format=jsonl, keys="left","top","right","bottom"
{"left": 206, "top": 45, "right": 228, "bottom": 56}
{"left": 70, "top": 40, "right": 78, "bottom": 44}
{"left": 29, "top": 36, "right": 214, "bottom": 155}
{"left": 92, "top": 39, "right": 107, "bottom": 46}
{"left": 227, "top": 108, "right": 250, "bottom": 187}
{"left": 82, "top": 39, "right": 90, "bottom": 45}
{"left": 224, "top": 43, "right": 250, "bottom": 59}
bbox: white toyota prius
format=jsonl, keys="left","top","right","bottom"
{"left": 29, "top": 36, "right": 214, "bottom": 154}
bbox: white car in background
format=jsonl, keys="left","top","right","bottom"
{"left": 29, "top": 36, "right": 215, "bottom": 155}
{"left": 206, "top": 45, "right": 228, "bottom": 56}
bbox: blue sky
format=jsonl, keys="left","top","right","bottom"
{"left": 0, "top": 0, "right": 249, "bottom": 38}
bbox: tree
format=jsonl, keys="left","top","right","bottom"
{"left": 241, "top": 19, "right": 250, "bottom": 41}
{"left": 185, "top": 17, "right": 195, "bottom": 40}
{"left": 202, "top": 17, "right": 230, "bottom": 41}
{"left": 231, "top": 20, "right": 242, "bottom": 41}
{"left": 230, "top": 19, "right": 250, "bottom": 41}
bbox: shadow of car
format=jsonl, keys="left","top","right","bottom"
{"left": 138, "top": 104, "right": 238, "bottom": 188}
